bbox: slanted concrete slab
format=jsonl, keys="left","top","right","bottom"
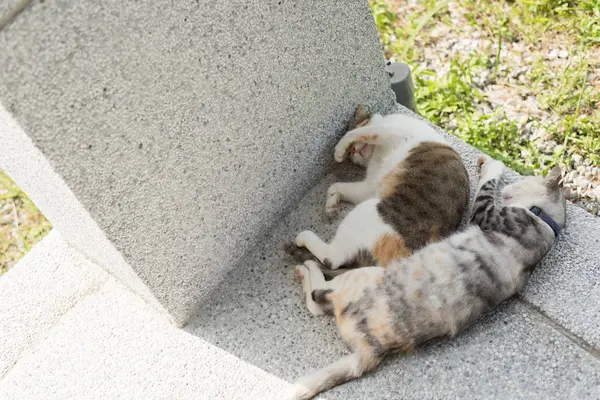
{"left": 0, "top": 230, "right": 107, "bottom": 377}
{"left": 0, "top": 278, "right": 289, "bottom": 400}
{"left": 0, "top": 0, "right": 396, "bottom": 326}
{"left": 0, "top": 105, "right": 173, "bottom": 324}
{"left": 187, "top": 169, "right": 600, "bottom": 399}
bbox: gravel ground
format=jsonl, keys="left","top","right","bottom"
{"left": 377, "top": 0, "right": 600, "bottom": 216}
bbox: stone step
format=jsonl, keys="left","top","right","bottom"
{"left": 0, "top": 233, "right": 288, "bottom": 399}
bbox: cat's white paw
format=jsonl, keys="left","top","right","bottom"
{"left": 295, "top": 231, "right": 313, "bottom": 248}
{"left": 295, "top": 265, "right": 307, "bottom": 282}
{"left": 325, "top": 193, "right": 340, "bottom": 216}
{"left": 326, "top": 184, "right": 341, "bottom": 216}
{"left": 478, "top": 155, "right": 505, "bottom": 180}
{"left": 334, "top": 141, "right": 350, "bottom": 163}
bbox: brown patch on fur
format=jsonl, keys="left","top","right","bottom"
{"left": 429, "top": 225, "right": 439, "bottom": 242}
{"left": 377, "top": 141, "right": 470, "bottom": 251}
{"left": 367, "top": 307, "right": 397, "bottom": 347}
{"left": 380, "top": 164, "right": 406, "bottom": 199}
{"left": 372, "top": 233, "right": 412, "bottom": 266}
{"left": 358, "top": 134, "right": 378, "bottom": 143}
{"left": 331, "top": 294, "right": 350, "bottom": 330}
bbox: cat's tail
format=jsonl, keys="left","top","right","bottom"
{"left": 285, "top": 351, "right": 383, "bottom": 400}
{"left": 282, "top": 242, "right": 375, "bottom": 280}
{"left": 282, "top": 241, "right": 316, "bottom": 263}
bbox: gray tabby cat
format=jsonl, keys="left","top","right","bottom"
{"left": 286, "top": 155, "right": 566, "bottom": 400}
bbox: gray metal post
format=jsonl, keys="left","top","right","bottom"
{"left": 386, "top": 62, "right": 417, "bottom": 112}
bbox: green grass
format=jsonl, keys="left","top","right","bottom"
{"left": 0, "top": 170, "right": 52, "bottom": 274}
{"left": 370, "top": 0, "right": 600, "bottom": 175}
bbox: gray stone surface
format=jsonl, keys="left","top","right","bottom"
{"left": 0, "top": 0, "right": 396, "bottom": 325}
{"left": 521, "top": 204, "right": 600, "bottom": 348}
{"left": 0, "top": 104, "right": 173, "bottom": 324}
{"left": 0, "top": 278, "right": 290, "bottom": 399}
{"left": 0, "top": 230, "right": 107, "bottom": 377}
{"left": 187, "top": 171, "right": 600, "bottom": 399}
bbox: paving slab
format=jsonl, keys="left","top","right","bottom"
{"left": 0, "top": 230, "right": 107, "bottom": 377}
{"left": 0, "top": 278, "right": 290, "bottom": 400}
{"left": 187, "top": 171, "right": 600, "bottom": 399}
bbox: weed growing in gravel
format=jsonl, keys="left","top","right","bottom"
{"left": 370, "top": 0, "right": 600, "bottom": 176}
{"left": 0, "top": 171, "right": 52, "bottom": 274}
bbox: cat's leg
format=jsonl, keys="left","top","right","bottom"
{"left": 287, "top": 266, "right": 386, "bottom": 400}
{"left": 471, "top": 155, "right": 505, "bottom": 225}
{"left": 295, "top": 260, "right": 331, "bottom": 316}
{"left": 326, "top": 180, "right": 374, "bottom": 215}
{"left": 295, "top": 231, "right": 330, "bottom": 264}
{"left": 297, "top": 199, "right": 389, "bottom": 269}
{"left": 334, "top": 114, "right": 406, "bottom": 162}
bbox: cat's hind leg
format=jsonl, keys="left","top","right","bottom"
{"left": 295, "top": 260, "right": 332, "bottom": 316}
{"left": 295, "top": 229, "right": 357, "bottom": 271}
{"left": 287, "top": 266, "right": 386, "bottom": 400}
{"left": 297, "top": 199, "right": 392, "bottom": 269}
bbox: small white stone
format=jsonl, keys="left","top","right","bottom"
{"left": 548, "top": 49, "right": 559, "bottom": 60}
{"left": 566, "top": 171, "right": 578, "bottom": 183}
{"left": 574, "top": 177, "right": 591, "bottom": 188}
{"left": 558, "top": 49, "right": 569, "bottom": 59}
{"left": 590, "top": 187, "right": 600, "bottom": 199}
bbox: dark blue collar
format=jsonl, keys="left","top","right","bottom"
{"left": 530, "top": 206, "right": 560, "bottom": 237}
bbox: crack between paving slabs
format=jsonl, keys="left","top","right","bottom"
{"left": 0, "top": 272, "right": 110, "bottom": 382}
{"left": 516, "top": 295, "right": 600, "bottom": 361}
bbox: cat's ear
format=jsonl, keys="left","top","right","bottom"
{"left": 545, "top": 166, "right": 562, "bottom": 189}
{"left": 561, "top": 186, "right": 574, "bottom": 200}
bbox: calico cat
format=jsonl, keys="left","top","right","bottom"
{"left": 286, "top": 156, "right": 566, "bottom": 400}
{"left": 285, "top": 106, "right": 470, "bottom": 274}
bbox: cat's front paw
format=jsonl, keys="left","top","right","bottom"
{"left": 295, "top": 231, "right": 313, "bottom": 248}
{"left": 295, "top": 265, "right": 307, "bottom": 281}
{"left": 325, "top": 184, "right": 341, "bottom": 216}
{"left": 477, "top": 155, "right": 505, "bottom": 180}
{"left": 334, "top": 141, "right": 350, "bottom": 163}
{"left": 477, "top": 155, "right": 489, "bottom": 169}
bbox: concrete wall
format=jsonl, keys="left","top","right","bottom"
{"left": 0, "top": 0, "right": 395, "bottom": 325}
